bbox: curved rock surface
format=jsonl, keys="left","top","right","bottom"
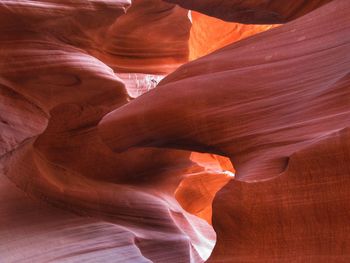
{"left": 209, "top": 128, "right": 350, "bottom": 262}
{"left": 90, "top": 0, "right": 192, "bottom": 74}
{"left": 2, "top": 0, "right": 350, "bottom": 262}
{"left": 0, "top": 0, "right": 229, "bottom": 262}
{"left": 100, "top": 0, "right": 350, "bottom": 181}
{"left": 189, "top": 11, "right": 277, "bottom": 60}
{"left": 99, "top": 0, "right": 350, "bottom": 260}
{"left": 165, "top": 0, "right": 333, "bottom": 24}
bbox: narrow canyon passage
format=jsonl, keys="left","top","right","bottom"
{"left": 1, "top": 0, "right": 350, "bottom": 262}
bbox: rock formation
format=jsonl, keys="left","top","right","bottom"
{"left": 165, "top": 0, "right": 333, "bottom": 24}
{"left": 100, "top": 0, "right": 350, "bottom": 181}
{"left": 1, "top": 0, "right": 350, "bottom": 262}
{"left": 188, "top": 11, "right": 277, "bottom": 60}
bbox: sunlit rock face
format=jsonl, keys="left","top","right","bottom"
{"left": 165, "top": 0, "right": 333, "bottom": 24}
{"left": 188, "top": 11, "right": 277, "bottom": 60}
{"left": 118, "top": 73, "right": 165, "bottom": 98}
{"left": 1, "top": 0, "right": 350, "bottom": 262}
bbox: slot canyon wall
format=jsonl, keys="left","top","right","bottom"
{"left": 0, "top": 0, "right": 349, "bottom": 262}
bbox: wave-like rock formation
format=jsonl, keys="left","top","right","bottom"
{"left": 1, "top": 0, "right": 350, "bottom": 262}
{"left": 100, "top": 0, "right": 350, "bottom": 181}
{"left": 165, "top": 0, "right": 333, "bottom": 24}
{"left": 99, "top": 0, "right": 350, "bottom": 261}
{"left": 0, "top": 0, "right": 237, "bottom": 262}
{"left": 90, "top": 0, "right": 191, "bottom": 74}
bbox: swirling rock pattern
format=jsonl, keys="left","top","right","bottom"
{"left": 89, "top": 0, "right": 192, "bottom": 74}
{"left": 165, "top": 0, "right": 333, "bottom": 24}
{"left": 99, "top": 0, "right": 350, "bottom": 261}
{"left": 0, "top": 0, "right": 227, "bottom": 262}
{"left": 2, "top": 0, "right": 350, "bottom": 262}
{"left": 100, "top": 0, "right": 350, "bottom": 181}
{"left": 209, "top": 128, "right": 350, "bottom": 262}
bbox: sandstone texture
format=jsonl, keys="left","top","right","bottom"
{"left": 1, "top": 0, "right": 349, "bottom": 262}
{"left": 165, "top": 0, "right": 333, "bottom": 24}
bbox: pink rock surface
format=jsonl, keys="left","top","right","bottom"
{"left": 1, "top": 0, "right": 350, "bottom": 262}
{"left": 0, "top": 0, "right": 233, "bottom": 262}
{"left": 90, "top": 0, "right": 192, "bottom": 74}
{"left": 100, "top": 0, "right": 350, "bottom": 181}
{"left": 118, "top": 73, "right": 164, "bottom": 98}
{"left": 99, "top": 0, "right": 350, "bottom": 260}
{"left": 209, "top": 128, "right": 350, "bottom": 262}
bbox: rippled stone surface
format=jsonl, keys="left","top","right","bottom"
{"left": 1, "top": 0, "right": 350, "bottom": 262}
{"left": 99, "top": 0, "right": 350, "bottom": 261}
{"left": 165, "top": 0, "right": 332, "bottom": 24}
{"left": 0, "top": 1, "right": 220, "bottom": 262}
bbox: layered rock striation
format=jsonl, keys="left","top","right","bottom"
{"left": 1, "top": 0, "right": 350, "bottom": 262}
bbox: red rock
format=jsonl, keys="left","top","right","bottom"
{"left": 189, "top": 11, "right": 277, "bottom": 60}
{"left": 98, "top": 0, "right": 350, "bottom": 261}
{"left": 209, "top": 128, "right": 350, "bottom": 262}
{"left": 175, "top": 152, "right": 234, "bottom": 224}
{"left": 165, "top": 0, "right": 333, "bottom": 24}
{"left": 99, "top": 0, "right": 350, "bottom": 181}
{"left": 2, "top": 0, "right": 349, "bottom": 262}
{"left": 90, "top": 0, "right": 192, "bottom": 74}
{"left": 0, "top": 1, "right": 229, "bottom": 262}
